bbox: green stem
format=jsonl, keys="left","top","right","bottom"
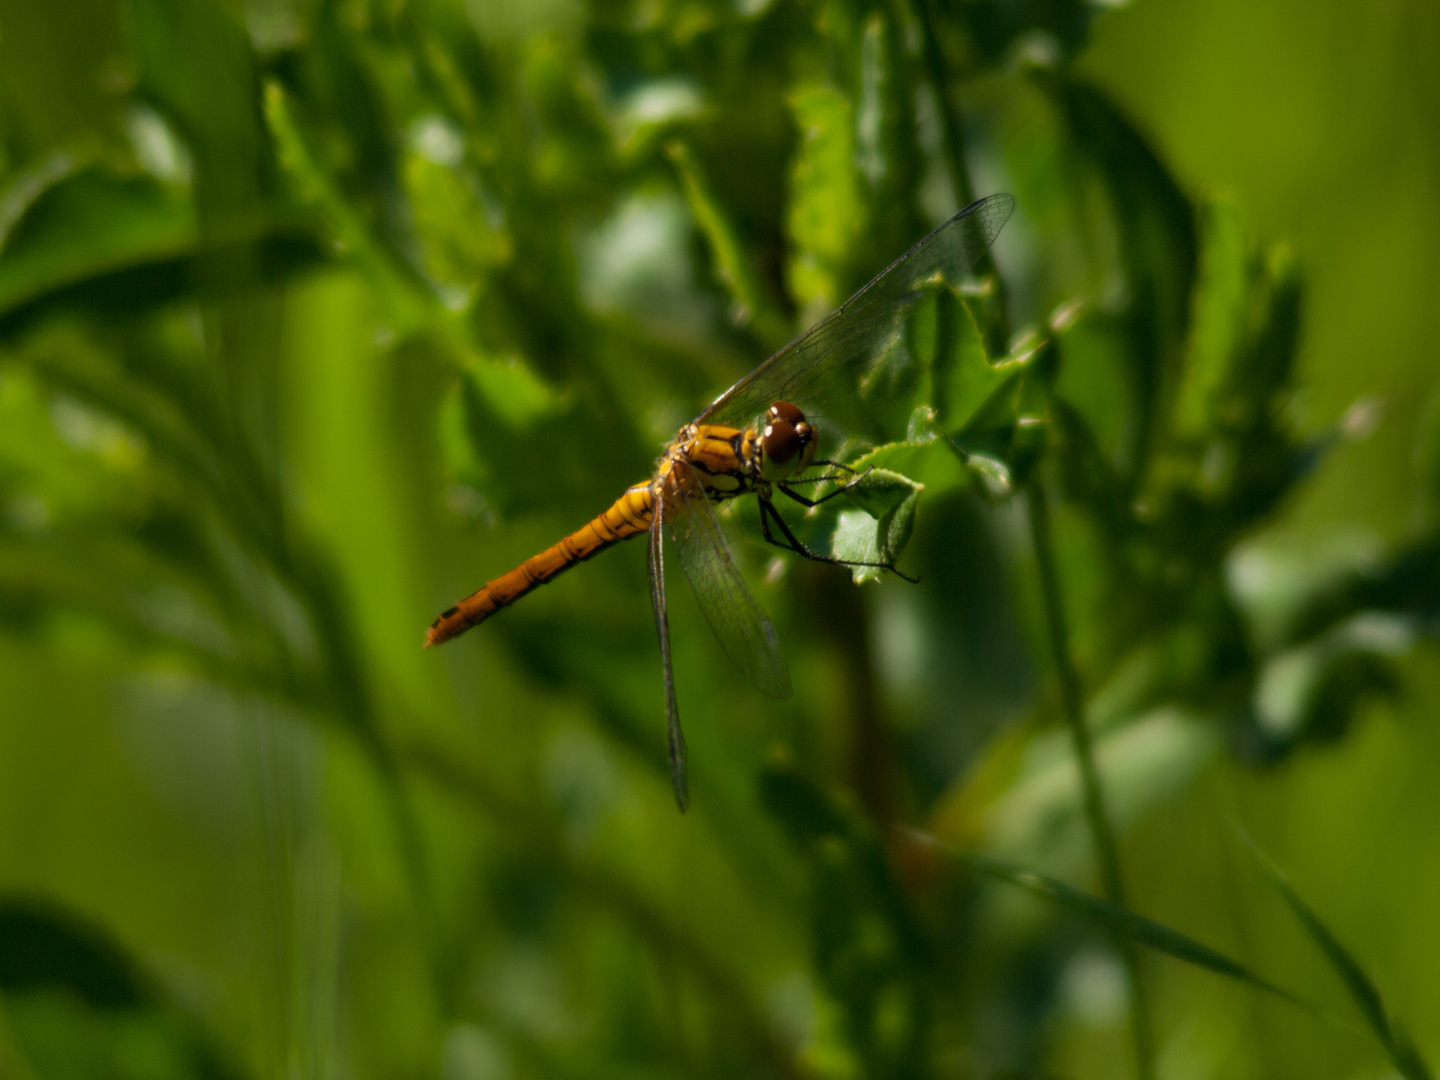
{"left": 907, "top": 0, "right": 975, "bottom": 210}
{"left": 1027, "top": 481, "right": 1155, "bottom": 1080}
{"left": 906, "top": 0, "right": 1011, "bottom": 352}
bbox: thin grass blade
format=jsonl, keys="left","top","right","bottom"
{"left": 906, "top": 830, "right": 1310, "bottom": 1010}
{"left": 1240, "top": 833, "right": 1433, "bottom": 1080}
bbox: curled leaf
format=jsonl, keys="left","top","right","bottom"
{"left": 831, "top": 467, "right": 922, "bottom": 582}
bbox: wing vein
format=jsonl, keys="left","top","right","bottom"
{"left": 698, "top": 194, "right": 1013, "bottom": 430}
{"left": 648, "top": 494, "right": 689, "bottom": 812}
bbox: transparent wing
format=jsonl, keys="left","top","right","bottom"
{"left": 671, "top": 465, "right": 792, "bottom": 701}
{"left": 647, "top": 505, "right": 689, "bottom": 812}
{"left": 698, "top": 194, "right": 1014, "bottom": 430}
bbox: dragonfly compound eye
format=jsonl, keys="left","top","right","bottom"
{"left": 762, "top": 418, "right": 802, "bottom": 465}
{"left": 761, "top": 411, "right": 817, "bottom": 478}
{"left": 768, "top": 401, "right": 806, "bottom": 426}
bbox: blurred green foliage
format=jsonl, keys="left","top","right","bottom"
{"left": 0, "top": 0, "right": 1438, "bottom": 1077}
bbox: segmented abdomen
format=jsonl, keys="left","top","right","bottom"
{"left": 425, "top": 482, "right": 655, "bottom": 647}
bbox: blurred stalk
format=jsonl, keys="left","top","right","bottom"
{"left": 906, "top": 0, "right": 974, "bottom": 211}
{"left": 906, "top": 0, "right": 1010, "bottom": 348}
{"left": 806, "top": 569, "right": 896, "bottom": 827}
{"left": 1026, "top": 480, "right": 1155, "bottom": 1080}
{"left": 402, "top": 736, "right": 817, "bottom": 1080}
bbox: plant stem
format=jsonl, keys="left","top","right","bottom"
{"left": 808, "top": 570, "right": 896, "bottom": 827}
{"left": 906, "top": 0, "right": 1011, "bottom": 351}
{"left": 908, "top": 0, "right": 975, "bottom": 210}
{"left": 1027, "top": 481, "right": 1156, "bottom": 1080}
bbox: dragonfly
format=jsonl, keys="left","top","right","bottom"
{"left": 426, "top": 193, "right": 1014, "bottom": 811}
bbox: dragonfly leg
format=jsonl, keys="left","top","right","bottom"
{"left": 777, "top": 466, "right": 873, "bottom": 508}
{"left": 759, "top": 498, "right": 918, "bottom": 582}
{"left": 782, "top": 472, "right": 852, "bottom": 489}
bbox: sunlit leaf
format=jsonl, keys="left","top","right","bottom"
{"left": 668, "top": 140, "right": 790, "bottom": 350}
{"left": 787, "top": 84, "right": 865, "bottom": 320}
{"left": 831, "top": 468, "right": 922, "bottom": 582}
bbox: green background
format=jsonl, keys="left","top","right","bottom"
{"left": 0, "top": 0, "right": 1436, "bottom": 1077}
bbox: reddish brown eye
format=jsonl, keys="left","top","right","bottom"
{"left": 763, "top": 419, "right": 801, "bottom": 464}
{"left": 768, "top": 400, "right": 805, "bottom": 426}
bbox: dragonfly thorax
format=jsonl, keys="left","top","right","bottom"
{"left": 663, "top": 400, "right": 818, "bottom": 509}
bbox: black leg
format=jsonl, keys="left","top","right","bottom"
{"left": 758, "top": 498, "right": 918, "bottom": 582}
{"left": 781, "top": 472, "right": 851, "bottom": 488}
{"left": 757, "top": 498, "right": 831, "bottom": 561}
{"left": 778, "top": 467, "right": 871, "bottom": 508}
{"left": 779, "top": 460, "right": 868, "bottom": 504}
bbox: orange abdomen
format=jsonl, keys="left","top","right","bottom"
{"left": 426, "top": 482, "right": 655, "bottom": 647}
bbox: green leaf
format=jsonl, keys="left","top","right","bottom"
{"left": 463, "top": 351, "right": 565, "bottom": 431}
{"left": 850, "top": 431, "right": 967, "bottom": 495}
{"left": 263, "top": 80, "right": 435, "bottom": 322}
{"left": 786, "top": 83, "right": 865, "bottom": 319}
{"left": 1244, "top": 837, "right": 1434, "bottom": 1080}
{"left": 403, "top": 135, "right": 513, "bottom": 296}
{"left": 853, "top": 12, "right": 922, "bottom": 253}
{"left": 0, "top": 231, "right": 329, "bottom": 343}
{"left": 0, "top": 171, "right": 194, "bottom": 318}
{"left": 1253, "top": 615, "right": 1406, "bottom": 747}
{"left": 1045, "top": 75, "right": 1198, "bottom": 476}
{"left": 840, "top": 466, "right": 921, "bottom": 521}
{"left": 959, "top": 279, "right": 1009, "bottom": 364}
{"left": 1173, "top": 199, "right": 1251, "bottom": 439}
{"left": 831, "top": 467, "right": 922, "bottom": 583}
{"left": 0, "top": 148, "right": 90, "bottom": 254}
{"left": 907, "top": 833, "right": 1311, "bottom": 1010}
{"left": 0, "top": 896, "right": 243, "bottom": 1080}
{"left": 1171, "top": 200, "right": 1304, "bottom": 451}
{"left": 946, "top": 333, "right": 1053, "bottom": 493}
{"left": 1050, "top": 303, "right": 1140, "bottom": 478}
{"left": 668, "top": 140, "right": 790, "bottom": 351}
{"left": 929, "top": 288, "right": 993, "bottom": 430}
{"left": 0, "top": 899, "right": 145, "bottom": 1008}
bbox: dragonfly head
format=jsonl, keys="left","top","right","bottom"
{"left": 760, "top": 400, "right": 818, "bottom": 481}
